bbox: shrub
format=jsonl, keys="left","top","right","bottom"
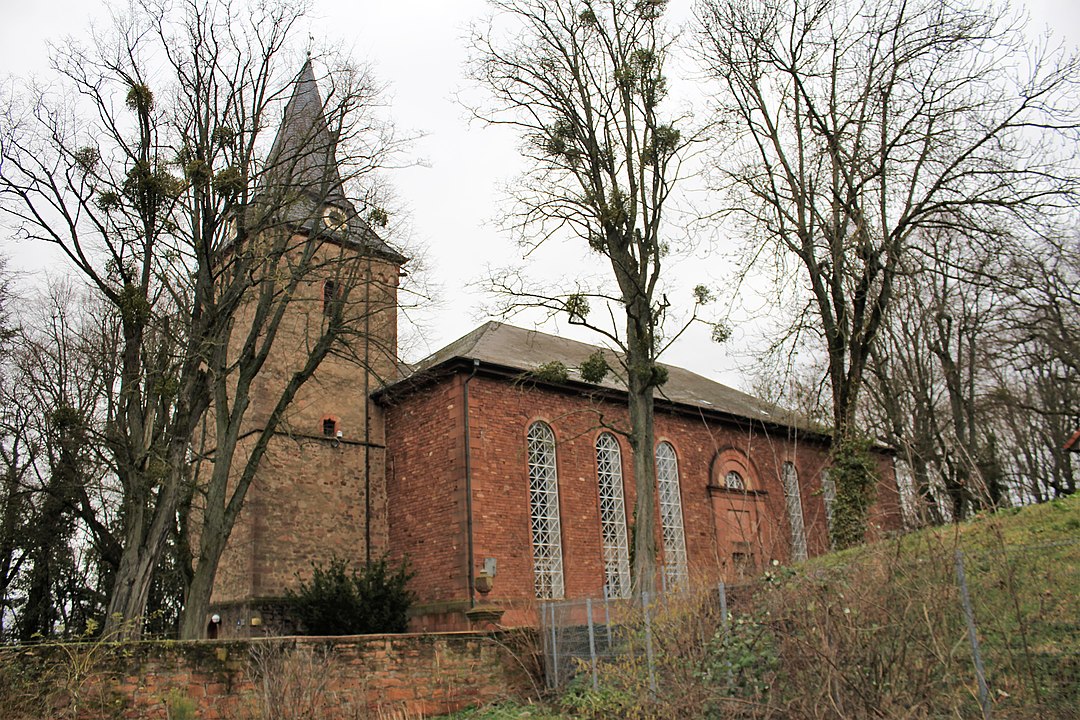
{"left": 287, "top": 555, "right": 414, "bottom": 635}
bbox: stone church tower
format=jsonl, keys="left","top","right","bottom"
{"left": 208, "top": 61, "right": 404, "bottom": 636}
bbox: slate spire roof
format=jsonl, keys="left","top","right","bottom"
{"left": 265, "top": 59, "right": 350, "bottom": 209}
{"left": 259, "top": 60, "right": 405, "bottom": 264}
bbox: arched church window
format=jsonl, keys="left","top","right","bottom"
{"left": 527, "top": 421, "right": 564, "bottom": 599}
{"left": 724, "top": 470, "right": 745, "bottom": 490}
{"left": 655, "top": 441, "right": 688, "bottom": 589}
{"left": 323, "top": 279, "right": 337, "bottom": 315}
{"left": 595, "top": 433, "right": 630, "bottom": 599}
{"left": 782, "top": 462, "right": 808, "bottom": 561}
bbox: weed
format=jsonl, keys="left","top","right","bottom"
{"left": 165, "top": 689, "right": 197, "bottom": 720}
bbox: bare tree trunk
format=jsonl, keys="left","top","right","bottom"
{"left": 105, "top": 546, "right": 159, "bottom": 636}
{"left": 104, "top": 465, "right": 183, "bottom": 637}
{"left": 178, "top": 531, "right": 226, "bottom": 640}
{"left": 627, "top": 346, "right": 658, "bottom": 598}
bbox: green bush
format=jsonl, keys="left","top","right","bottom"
{"left": 697, "top": 610, "right": 778, "bottom": 702}
{"left": 559, "top": 678, "right": 640, "bottom": 719}
{"left": 287, "top": 555, "right": 414, "bottom": 635}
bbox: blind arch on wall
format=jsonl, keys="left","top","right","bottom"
{"left": 527, "top": 421, "right": 564, "bottom": 599}
{"left": 782, "top": 461, "right": 808, "bottom": 561}
{"left": 655, "top": 441, "right": 688, "bottom": 589}
{"left": 595, "top": 432, "right": 631, "bottom": 599}
{"left": 710, "top": 448, "right": 760, "bottom": 490}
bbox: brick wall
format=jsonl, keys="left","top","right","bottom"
{"left": 2, "top": 631, "right": 537, "bottom": 720}
{"left": 383, "top": 370, "right": 902, "bottom": 629}
{"left": 384, "top": 375, "right": 471, "bottom": 630}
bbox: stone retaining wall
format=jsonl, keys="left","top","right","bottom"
{"left": 0, "top": 630, "right": 539, "bottom": 719}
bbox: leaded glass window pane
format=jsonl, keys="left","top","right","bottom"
{"left": 822, "top": 469, "right": 836, "bottom": 547}
{"left": 527, "top": 421, "right": 564, "bottom": 599}
{"left": 725, "top": 471, "right": 744, "bottom": 490}
{"left": 782, "top": 461, "right": 808, "bottom": 561}
{"left": 655, "top": 441, "right": 688, "bottom": 589}
{"left": 595, "top": 433, "right": 631, "bottom": 599}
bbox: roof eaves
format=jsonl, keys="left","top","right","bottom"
{"left": 373, "top": 353, "right": 833, "bottom": 443}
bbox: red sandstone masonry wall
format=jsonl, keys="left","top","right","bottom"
{"left": 227, "top": 249, "right": 400, "bottom": 436}
{"left": 465, "top": 378, "right": 614, "bottom": 622}
{"left": 386, "top": 372, "right": 901, "bottom": 629}
{"left": 653, "top": 407, "right": 835, "bottom": 569}
{"left": 210, "top": 435, "right": 387, "bottom": 611}
{"left": 2, "top": 632, "right": 535, "bottom": 720}
{"left": 209, "top": 245, "right": 400, "bottom": 623}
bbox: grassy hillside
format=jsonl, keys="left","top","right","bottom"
{"left": 447, "top": 495, "right": 1080, "bottom": 719}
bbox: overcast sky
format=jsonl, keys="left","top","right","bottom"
{"left": 2, "top": 0, "right": 1078, "bottom": 389}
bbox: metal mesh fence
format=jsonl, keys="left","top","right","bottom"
{"left": 539, "top": 582, "right": 753, "bottom": 692}
{"left": 539, "top": 594, "right": 626, "bottom": 690}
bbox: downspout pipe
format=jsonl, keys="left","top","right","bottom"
{"left": 463, "top": 359, "right": 480, "bottom": 609}
{"left": 363, "top": 260, "right": 372, "bottom": 564}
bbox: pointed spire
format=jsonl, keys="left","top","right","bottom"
{"left": 264, "top": 59, "right": 349, "bottom": 208}
{"left": 255, "top": 61, "right": 406, "bottom": 265}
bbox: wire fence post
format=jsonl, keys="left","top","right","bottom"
{"left": 955, "top": 549, "right": 992, "bottom": 719}
{"left": 603, "top": 586, "right": 612, "bottom": 650}
{"left": 718, "top": 580, "right": 729, "bottom": 634}
{"left": 548, "top": 602, "right": 559, "bottom": 690}
{"left": 586, "top": 597, "right": 599, "bottom": 691}
{"left": 643, "top": 591, "right": 657, "bottom": 695}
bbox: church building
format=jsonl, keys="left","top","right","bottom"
{"left": 207, "top": 64, "right": 902, "bottom": 636}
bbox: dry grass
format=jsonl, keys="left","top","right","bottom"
{"left": 547, "top": 496, "right": 1080, "bottom": 719}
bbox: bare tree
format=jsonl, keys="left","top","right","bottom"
{"left": 15, "top": 294, "right": 114, "bottom": 639}
{"left": 865, "top": 225, "right": 1079, "bottom": 522}
{"left": 0, "top": 280, "right": 121, "bottom": 639}
{"left": 696, "top": 0, "right": 1080, "bottom": 543}
{"left": 0, "top": 0, "right": 407, "bottom": 638}
{"left": 0, "top": 263, "right": 36, "bottom": 638}
{"left": 1008, "top": 232, "right": 1080, "bottom": 378}
{"left": 864, "top": 230, "right": 1009, "bottom": 522}
{"left": 469, "top": 0, "right": 709, "bottom": 595}
{"left": 991, "top": 232, "right": 1079, "bottom": 501}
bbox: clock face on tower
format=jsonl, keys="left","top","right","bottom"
{"left": 323, "top": 206, "right": 348, "bottom": 232}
